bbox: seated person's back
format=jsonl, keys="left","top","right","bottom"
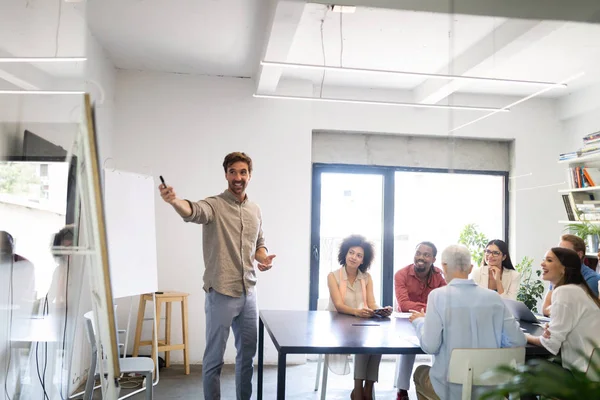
{"left": 410, "top": 245, "right": 525, "bottom": 400}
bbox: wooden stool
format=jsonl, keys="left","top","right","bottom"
{"left": 132, "top": 292, "right": 190, "bottom": 375}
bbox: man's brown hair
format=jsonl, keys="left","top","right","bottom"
{"left": 560, "top": 233, "right": 586, "bottom": 256}
{"left": 222, "top": 152, "right": 253, "bottom": 174}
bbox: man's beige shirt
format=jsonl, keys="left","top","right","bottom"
{"left": 183, "top": 190, "right": 266, "bottom": 297}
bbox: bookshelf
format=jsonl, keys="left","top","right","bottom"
{"left": 559, "top": 186, "right": 600, "bottom": 193}
{"left": 558, "top": 152, "right": 600, "bottom": 165}
{"left": 558, "top": 220, "right": 600, "bottom": 225}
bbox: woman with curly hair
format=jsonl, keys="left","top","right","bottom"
{"left": 327, "top": 234, "right": 392, "bottom": 400}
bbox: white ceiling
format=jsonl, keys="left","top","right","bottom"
{"left": 0, "top": 0, "right": 86, "bottom": 77}
{"left": 274, "top": 3, "right": 600, "bottom": 100}
{"left": 86, "top": 0, "right": 268, "bottom": 77}
{"left": 283, "top": 5, "right": 507, "bottom": 89}
{"left": 3, "top": 0, "right": 600, "bottom": 111}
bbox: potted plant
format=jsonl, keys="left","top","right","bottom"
{"left": 565, "top": 220, "right": 600, "bottom": 254}
{"left": 514, "top": 256, "right": 545, "bottom": 312}
{"left": 480, "top": 348, "right": 600, "bottom": 399}
{"left": 458, "top": 223, "right": 489, "bottom": 267}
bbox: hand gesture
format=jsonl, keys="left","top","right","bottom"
{"left": 542, "top": 324, "right": 551, "bottom": 339}
{"left": 490, "top": 266, "right": 502, "bottom": 281}
{"left": 378, "top": 306, "right": 393, "bottom": 317}
{"left": 409, "top": 308, "right": 425, "bottom": 322}
{"left": 356, "top": 308, "right": 374, "bottom": 318}
{"left": 159, "top": 183, "right": 178, "bottom": 205}
{"left": 257, "top": 254, "right": 276, "bottom": 272}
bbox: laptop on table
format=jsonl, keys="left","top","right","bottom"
{"left": 502, "top": 298, "right": 550, "bottom": 324}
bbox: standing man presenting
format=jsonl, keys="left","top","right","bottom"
{"left": 159, "top": 152, "right": 275, "bottom": 400}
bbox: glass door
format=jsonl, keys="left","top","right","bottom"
{"left": 310, "top": 167, "right": 385, "bottom": 309}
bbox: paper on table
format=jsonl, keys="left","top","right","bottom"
{"left": 393, "top": 312, "right": 412, "bottom": 318}
{"left": 536, "top": 315, "right": 551, "bottom": 323}
{"left": 400, "top": 335, "right": 421, "bottom": 346}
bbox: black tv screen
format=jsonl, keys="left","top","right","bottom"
{"left": 18, "top": 130, "right": 78, "bottom": 224}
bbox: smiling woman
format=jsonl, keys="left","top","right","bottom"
{"left": 470, "top": 239, "right": 522, "bottom": 300}
{"left": 326, "top": 234, "right": 392, "bottom": 400}
{"left": 525, "top": 247, "right": 600, "bottom": 374}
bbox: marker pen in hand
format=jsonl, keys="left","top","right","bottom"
{"left": 160, "top": 175, "right": 167, "bottom": 189}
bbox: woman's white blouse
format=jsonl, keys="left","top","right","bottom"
{"left": 470, "top": 264, "right": 521, "bottom": 300}
{"left": 540, "top": 284, "right": 600, "bottom": 372}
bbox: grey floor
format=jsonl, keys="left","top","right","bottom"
{"left": 80, "top": 358, "right": 428, "bottom": 399}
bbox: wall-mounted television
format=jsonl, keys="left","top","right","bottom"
{"left": 8, "top": 130, "right": 79, "bottom": 224}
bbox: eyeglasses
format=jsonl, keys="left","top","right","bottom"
{"left": 485, "top": 250, "right": 502, "bottom": 256}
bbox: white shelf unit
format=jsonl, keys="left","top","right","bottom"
{"left": 558, "top": 220, "right": 600, "bottom": 224}
{"left": 559, "top": 152, "right": 600, "bottom": 165}
{"left": 558, "top": 186, "right": 600, "bottom": 193}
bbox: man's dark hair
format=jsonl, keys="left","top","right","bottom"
{"left": 223, "top": 152, "right": 253, "bottom": 174}
{"left": 416, "top": 241, "right": 437, "bottom": 257}
{"left": 0, "top": 231, "right": 14, "bottom": 254}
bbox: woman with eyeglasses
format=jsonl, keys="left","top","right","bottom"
{"left": 470, "top": 239, "right": 521, "bottom": 300}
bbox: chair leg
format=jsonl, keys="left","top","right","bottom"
{"left": 463, "top": 367, "right": 473, "bottom": 400}
{"left": 144, "top": 371, "right": 153, "bottom": 400}
{"left": 314, "top": 354, "right": 323, "bottom": 391}
{"left": 320, "top": 355, "right": 329, "bottom": 400}
{"left": 132, "top": 296, "right": 146, "bottom": 357}
{"left": 83, "top": 348, "right": 97, "bottom": 400}
{"left": 394, "top": 355, "right": 400, "bottom": 388}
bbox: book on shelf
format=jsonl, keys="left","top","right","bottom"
{"left": 562, "top": 192, "right": 596, "bottom": 221}
{"left": 562, "top": 194, "right": 576, "bottom": 221}
{"left": 583, "top": 130, "right": 600, "bottom": 144}
{"left": 565, "top": 166, "right": 599, "bottom": 188}
{"left": 558, "top": 130, "right": 600, "bottom": 161}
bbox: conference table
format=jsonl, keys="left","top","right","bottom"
{"left": 257, "top": 310, "right": 549, "bottom": 400}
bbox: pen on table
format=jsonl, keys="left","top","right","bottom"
{"left": 352, "top": 323, "right": 380, "bottom": 326}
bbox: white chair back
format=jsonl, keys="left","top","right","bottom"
{"left": 316, "top": 297, "right": 329, "bottom": 311}
{"left": 448, "top": 347, "right": 525, "bottom": 400}
{"left": 586, "top": 347, "right": 600, "bottom": 381}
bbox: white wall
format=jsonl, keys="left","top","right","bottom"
{"left": 561, "top": 106, "right": 600, "bottom": 152}
{"left": 112, "top": 70, "right": 565, "bottom": 365}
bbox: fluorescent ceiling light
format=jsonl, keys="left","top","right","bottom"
{"left": 0, "top": 90, "right": 86, "bottom": 95}
{"left": 447, "top": 71, "right": 584, "bottom": 133}
{"left": 0, "top": 57, "right": 86, "bottom": 63}
{"left": 261, "top": 61, "right": 568, "bottom": 88}
{"left": 253, "top": 93, "right": 510, "bottom": 112}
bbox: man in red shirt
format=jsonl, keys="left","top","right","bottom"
{"left": 394, "top": 241, "right": 446, "bottom": 400}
